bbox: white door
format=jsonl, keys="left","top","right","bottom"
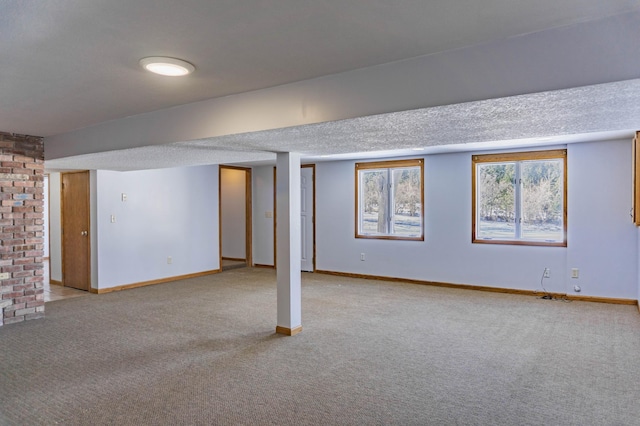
{"left": 301, "top": 167, "right": 314, "bottom": 272}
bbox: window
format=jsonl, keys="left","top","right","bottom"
{"left": 472, "top": 150, "right": 567, "bottom": 246}
{"left": 355, "top": 159, "right": 424, "bottom": 240}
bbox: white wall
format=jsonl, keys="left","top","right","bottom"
{"left": 48, "top": 173, "right": 62, "bottom": 282}
{"left": 297, "top": 139, "right": 637, "bottom": 299}
{"left": 566, "top": 141, "right": 637, "bottom": 298}
{"left": 95, "top": 165, "right": 219, "bottom": 290}
{"left": 220, "top": 168, "right": 246, "bottom": 260}
{"left": 253, "top": 166, "right": 275, "bottom": 266}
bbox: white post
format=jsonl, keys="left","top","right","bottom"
{"left": 275, "top": 152, "right": 302, "bottom": 335}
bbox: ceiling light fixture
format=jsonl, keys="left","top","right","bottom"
{"left": 139, "top": 57, "right": 195, "bottom": 76}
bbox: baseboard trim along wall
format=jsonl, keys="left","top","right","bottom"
{"left": 89, "top": 269, "right": 221, "bottom": 294}
{"left": 276, "top": 325, "right": 303, "bottom": 336}
{"left": 315, "top": 270, "right": 637, "bottom": 306}
{"left": 253, "top": 264, "right": 275, "bottom": 269}
{"left": 49, "top": 279, "right": 62, "bottom": 286}
{"left": 221, "top": 257, "right": 246, "bottom": 262}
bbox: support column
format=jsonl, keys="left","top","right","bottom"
{"left": 275, "top": 152, "right": 302, "bottom": 336}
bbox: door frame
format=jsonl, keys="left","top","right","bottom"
{"left": 273, "top": 164, "right": 316, "bottom": 271}
{"left": 60, "top": 170, "right": 91, "bottom": 290}
{"left": 219, "top": 165, "right": 253, "bottom": 268}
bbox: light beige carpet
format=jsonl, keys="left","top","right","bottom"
{"left": 1, "top": 268, "right": 639, "bottom": 425}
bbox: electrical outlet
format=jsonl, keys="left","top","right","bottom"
{"left": 167, "top": 256, "right": 172, "bottom": 264}
{"left": 121, "top": 193, "right": 127, "bottom": 202}
{"left": 360, "top": 253, "right": 365, "bottom": 261}
{"left": 110, "top": 214, "right": 116, "bottom": 223}
{"left": 571, "top": 268, "right": 579, "bottom": 279}
{"left": 543, "top": 268, "right": 550, "bottom": 278}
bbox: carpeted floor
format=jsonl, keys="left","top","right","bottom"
{"left": 1, "top": 268, "right": 639, "bottom": 425}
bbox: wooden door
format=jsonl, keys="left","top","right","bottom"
{"left": 61, "top": 171, "right": 90, "bottom": 291}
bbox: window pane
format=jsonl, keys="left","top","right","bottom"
{"left": 521, "top": 160, "right": 563, "bottom": 241}
{"left": 360, "top": 169, "right": 387, "bottom": 235}
{"left": 391, "top": 167, "right": 422, "bottom": 237}
{"left": 477, "top": 163, "right": 515, "bottom": 239}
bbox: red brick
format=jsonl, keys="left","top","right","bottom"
{"left": 3, "top": 316, "right": 24, "bottom": 325}
{"left": 13, "top": 270, "right": 34, "bottom": 278}
{"left": 13, "top": 244, "right": 36, "bottom": 252}
{"left": 2, "top": 238, "right": 24, "bottom": 246}
{"left": 13, "top": 155, "right": 34, "bottom": 163}
{"left": 2, "top": 213, "right": 23, "bottom": 219}
{"left": 0, "top": 162, "right": 22, "bottom": 168}
{"left": 14, "top": 295, "right": 35, "bottom": 304}
{"left": 14, "top": 307, "right": 35, "bottom": 316}
{"left": 1, "top": 187, "right": 22, "bottom": 194}
{"left": 12, "top": 283, "right": 33, "bottom": 291}
{"left": 11, "top": 168, "right": 33, "bottom": 175}
{"left": 4, "top": 302, "right": 25, "bottom": 310}
{"left": 12, "top": 206, "right": 33, "bottom": 213}
{"left": 1, "top": 252, "right": 24, "bottom": 260}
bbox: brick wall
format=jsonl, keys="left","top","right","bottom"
{"left": 0, "top": 132, "right": 44, "bottom": 326}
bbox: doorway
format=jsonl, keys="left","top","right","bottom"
{"left": 219, "top": 166, "right": 252, "bottom": 270}
{"left": 61, "top": 171, "right": 91, "bottom": 291}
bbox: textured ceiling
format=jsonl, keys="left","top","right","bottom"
{"left": 46, "top": 79, "right": 640, "bottom": 171}
{"left": 2, "top": 0, "right": 639, "bottom": 137}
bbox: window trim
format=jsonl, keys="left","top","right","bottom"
{"left": 472, "top": 149, "right": 567, "bottom": 247}
{"left": 355, "top": 158, "right": 424, "bottom": 241}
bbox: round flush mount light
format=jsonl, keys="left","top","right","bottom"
{"left": 139, "top": 57, "right": 195, "bottom": 76}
